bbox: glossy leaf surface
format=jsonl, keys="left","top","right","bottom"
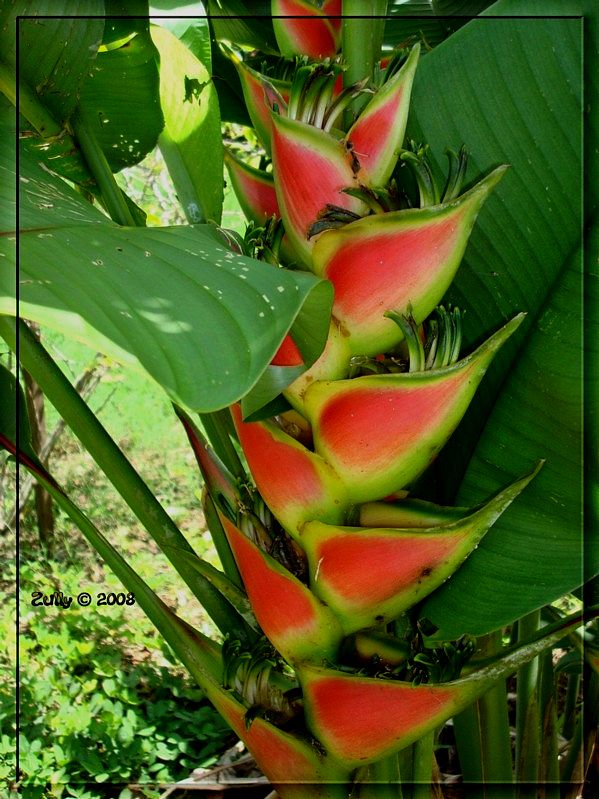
{"left": 151, "top": 24, "right": 224, "bottom": 223}
{"left": 77, "top": 19, "right": 164, "bottom": 171}
{"left": 4, "top": 123, "right": 333, "bottom": 413}
{"left": 0, "top": 1, "right": 104, "bottom": 124}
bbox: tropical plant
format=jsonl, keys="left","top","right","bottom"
{"left": 1, "top": 1, "right": 597, "bottom": 797}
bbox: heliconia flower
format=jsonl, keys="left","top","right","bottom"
{"left": 233, "top": 58, "right": 291, "bottom": 155}
{"left": 272, "top": 0, "right": 342, "bottom": 59}
{"left": 345, "top": 44, "right": 420, "bottom": 187}
{"left": 230, "top": 404, "right": 347, "bottom": 536}
{"left": 299, "top": 618, "right": 579, "bottom": 766}
{"left": 300, "top": 466, "right": 540, "bottom": 634}
{"left": 302, "top": 315, "right": 525, "bottom": 504}
{"left": 271, "top": 113, "right": 366, "bottom": 266}
{"left": 219, "top": 514, "right": 343, "bottom": 663}
{"left": 224, "top": 148, "right": 281, "bottom": 225}
{"left": 271, "top": 332, "right": 305, "bottom": 366}
{"left": 212, "top": 691, "right": 350, "bottom": 797}
{"left": 282, "top": 321, "right": 352, "bottom": 412}
{"left": 223, "top": 149, "right": 297, "bottom": 266}
{"left": 311, "top": 166, "right": 507, "bottom": 356}
{"left": 298, "top": 665, "right": 478, "bottom": 767}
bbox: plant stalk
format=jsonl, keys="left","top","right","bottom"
{"left": 71, "top": 107, "right": 136, "bottom": 226}
{"left": 453, "top": 631, "right": 514, "bottom": 798}
{"left": 561, "top": 671, "right": 581, "bottom": 740}
{"left": 341, "top": 1, "right": 387, "bottom": 122}
{"left": 412, "top": 729, "right": 435, "bottom": 799}
{"left": 560, "top": 711, "right": 583, "bottom": 786}
{"left": 0, "top": 58, "right": 62, "bottom": 138}
{"left": 372, "top": 751, "right": 402, "bottom": 790}
{"left": 515, "top": 611, "right": 541, "bottom": 793}
{"left": 538, "top": 649, "right": 559, "bottom": 797}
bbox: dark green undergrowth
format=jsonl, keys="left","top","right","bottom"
{"left": 3, "top": 557, "right": 235, "bottom": 799}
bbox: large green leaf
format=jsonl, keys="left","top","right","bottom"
{"left": 4, "top": 115, "right": 332, "bottom": 413}
{"left": 77, "top": 17, "right": 164, "bottom": 171}
{"left": 151, "top": 24, "right": 224, "bottom": 223}
{"left": 0, "top": 1, "right": 104, "bottom": 124}
{"left": 150, "top": 2, "right": 213, "bottom": 70}
{"left": 399, "top": 11, "right": 585, "bottom": 637}
{"left": 587, "top": 225, "right": 599, "bottom": 585}
{"left": 384, "top": 0, "right": 493, "bottom": 50}
{"left": 206, "top": 0, "right": 277, "bottom": 54}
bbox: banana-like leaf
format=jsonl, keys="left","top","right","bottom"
{"left": 77, "top": 18, "right": 164, "bottom": 171}
{"left": 151, "top": 24, "right": 224, "bottom": 224}
{"left": 400, "top": 10, "right": 585, "bottom": 637}
{"left": 206, "top": 0, "right": 277, "bottom": 54}
{"left": 0, "top": 1, "right": 104, "bottom": 124}
{"left": 3, "top": 110, "right": 333, "bottom": 413}
{"left": 384, "top": 0, "right": 493, "bottom": 50}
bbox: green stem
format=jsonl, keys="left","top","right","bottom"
{"left": 411, "top": 730, "right": 434, "bottom": 798}
{"left": 583, "top": 669, "right": 599, "bottom": 783}
{"left": 71, "top": 107, "right": 136, "bottom": 226}
{"left": 354, "top": 755, "right": 402, "bottom": 798}
{"left": 560, "top": 712, "right": 583, "bottom": 786}
{"left": 341, "top": 1, "right": 387, "bottom": 122}
{"left": 0, "top": 57, "right": 62, "bottom": 137}
{"left": 371, "top": 751, "right": 401, "bottom": 789}
{"left": 199, "top": 409, "right": 246, "bottom": 482}
{"left": 159, "top": 131, "right": 208, "bottom": 224}
{"left": 538, "top": 650, "right": 559, "bottom": 796}
{"left": 203, "top": 492, "right": 243, "bottom": 588}
{"left": 515, "top": 611, "right": 541, "bottom": 792}
{"left": 397, "top": 745, "right": 413, "bottom": 790}
{"left": 453, "top": 631, "right": 514, "bottom": 798}
{"left": 561, "top": 670, "right": 581, "bottom": 740}
{"left": 452, "top": 704, "right": 484, "bottom": 785}
{"left": 2, "top": 317, "right": 250, "bottom": 642}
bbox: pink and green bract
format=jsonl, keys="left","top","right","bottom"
{"left": 272, "top": 0, "right": 342, "bottom": 59}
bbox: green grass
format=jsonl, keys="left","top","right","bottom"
{"left": 2, "top": 562, "right": 234, "bottom": 799}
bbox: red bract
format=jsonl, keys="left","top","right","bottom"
{"left": 271, "top": 333, "right": 304, "bottom": 366}
{"left": 220, "top": 514, "right": 343, "bottom": 663}
{"left": 224, "top": 148, "right": 280, "bottom": 224}
{"left": 312, "top": 167, "right": 507, "bottom": 355}
{"left": 272, "top": 0, "right": 342, "bottom": 58}
{"left": 271, "top": 113, "right": 365, "bottom": 267}
{"left": 346, "top": 44, "right": 420, "bottom": 186}
{"left": 300, "top": 466, "right": 539, "bottom": 634}
{"left": 234, "top": 59, "right": 290, "bottom": 155}
{"left": 300, "top": 666, "right": 468, "bottom": 766}
{"left": 230, "top": 404, "right": 347, "bottom": 535}
{"left": 205, "top": 683, "right": 350, "bottom": 794}
{"left": 303, "top": 315, "right": 524, "bottom": 503}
